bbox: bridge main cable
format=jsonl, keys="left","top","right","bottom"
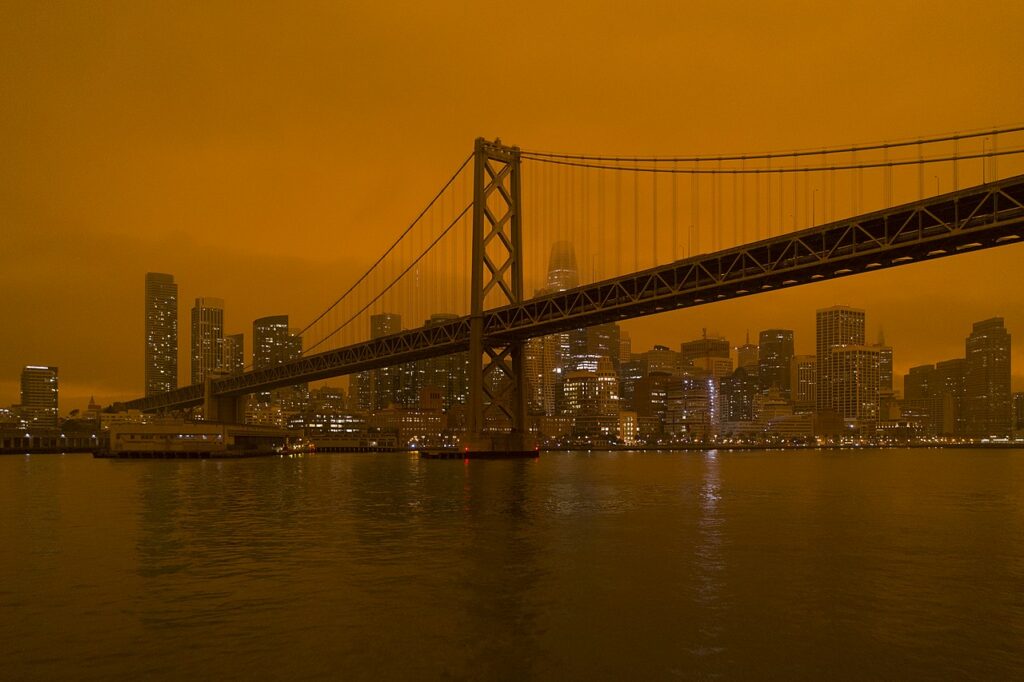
{"left": 291, "top": 151, "right": 473, "bottom": 351}
{"left": 520, "top": 123, "right": 1024, "bottom": 163}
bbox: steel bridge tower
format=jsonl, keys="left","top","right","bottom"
{"left": 465, "top": 138, "right": 532, "bottom": 455}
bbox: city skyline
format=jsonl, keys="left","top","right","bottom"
{"left": 2, "top": 4, "right": 1024, "bottom": 411}
{"left": 2, "top": 258, "right": 1023, "bottom": 413}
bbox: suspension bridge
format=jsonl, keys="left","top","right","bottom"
{"left": 119, "top": 126, "right": 1024, "bottom": 454}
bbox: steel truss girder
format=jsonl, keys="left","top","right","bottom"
{"left": 120, "top": 173, "right": 1024, "bottom": 414}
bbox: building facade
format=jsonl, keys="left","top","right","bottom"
{"left": 816, "top": 306, "right": 865, "bottom": 414}
{"left": 963, "top": 317, "right": 1012, "bottom": 436}
{"left": 190, "top": 297, "right": 224, "bottom": 385}
{"left": 144, "top": 272, "right": 177, "bottom": 396}
{"left": 20, "top": 365, "right": 58, "bottom": 428}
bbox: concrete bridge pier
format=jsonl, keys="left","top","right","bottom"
{"left": 203, "top": 379, "right": 244, "bottom": 424}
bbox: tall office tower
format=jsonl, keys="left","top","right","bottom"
{"left": 790, "top": 355, "right": 817, "bottom": 411}
{"left": 934, "top": 358, "right": 967, "bottom": 435}
{"left": 144, "top": 272, "right": 178, "bottom": 396}
{"left": 20, "top": 365, "right": 58, "bottom": 428}
{"left": 619, "top": 330, "right": 632, "bottom": 366}
{"left": 418, "top": 313, "right": 469, "bottom": 411}
{"left": 830, "top": 346, "right": 881, "bottom": 426}
{"left": 525, "top": 335, "right": 559, "bottom": 414}
{"left": 964, "top": 317, "right": 1012, "bottom": 436}
{"left": 759, "top": 329, "right": 794, "bottom": 397}
{"left": 546, "top": 241, "right": 580, "bottom": 291}
{"left": 223, "top": 333, "right": 245, "bottom": 376}
{"left": 815, "top": 306, "right": 865, "bottom": 414}
{"left": 191, "top": 297, "right": 225, "bottom": 384}
{"left": 352, "top": 313, "right": 405, "bottom": 411}
{"left": 562, "top": 357, "right": 619, "bottom": 439}
{"left": 875, "top": 331, "right": 894, "bottom": 392}
{"left": 736, "top": 332, "right": 759, "bottom": 373}
{"left": 1014, "top": 392, "right": 1024, "bottom": 431}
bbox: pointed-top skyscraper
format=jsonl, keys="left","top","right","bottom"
{"left": 546, "top": 241, "right": 579, "bottom": 292}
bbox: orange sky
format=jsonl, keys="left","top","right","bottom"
{"left": 2, "top": 1, "right": 1023, "bottom": 411}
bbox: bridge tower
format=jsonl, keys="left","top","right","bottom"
{"left": 465, "top": 138, "right": 533, "bottom": 455}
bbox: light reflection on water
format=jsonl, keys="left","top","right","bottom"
{"left": 1, "top": 449, "right": 1023, "bottom": 679}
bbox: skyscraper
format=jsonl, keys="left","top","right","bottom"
{"left": 144, "top": 272, "right": 177, "bottom": 396}
{"left": 790, "top": 355, "right": 817, "bottom": 411}
{"left": 190, "top": 297, "right": 224, "bottom": 385}
{"left": 253, "top": 315, "right": 293, "bottom": 369}
{"left": 20, "top": 365, "right": 58, "bottom": 428}
{"left": 830, "top": 346, "right": 880, "bottom": 426}
{"left": 759, "top": 329, "right": 794, "bottom": 396}
{"left": 964, "top": 317, "right": 1012, "bottom": 436}
{"left": 736, "top": 332, "right": 759, "bottom": 373}
{"left": 223, "top": 333, "right": 245, "bottom": 376}
{"left": 816, "top": 306, "right": 865, "bottom": 414}
{"left": 546, "top": 241, "right": 580, "bottom": 291}
{"left": 352, "top": 313, "right": 406, "bottom": 411}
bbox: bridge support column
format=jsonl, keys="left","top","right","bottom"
{"left": 203, "top": 379, "right": 244, "bottom": 424}
{"left": 464, "top": 138, "right": 534, "bottom": 456}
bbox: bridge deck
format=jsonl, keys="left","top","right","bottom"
{"left": 120, "top": 175, "right": 1024, "bottom": 413}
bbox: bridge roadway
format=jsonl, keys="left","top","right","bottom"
{"left": 121, "top": 174, "right": 1024, "bottom": 413}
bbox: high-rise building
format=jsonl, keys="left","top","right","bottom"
{"left": 223, "top": 333, "right": 245, "bottom": 376}
{"left": 144, "top": 272, "right": 177, "bottom": 396}
{"left": 619, "top": 330, "right": 632, "bottom": 366}
{"left": 759, "top": 329, "right": 794, "bottom": 397}
{"left": 736, "top": 332, "right": 759, "bottom": 373}
{"left": 191, "top": 297, "right": 224, "bottom": 385}
{"left": 875, "top": 331, "right": 893, "bottom": 393}
{"left": 790, "top": 355, "right": 817, "bottom": 412}
{"left": 816, "top": 306, "right": 865, "bottom": 414}
{"left": 525, "top": 334, "right": 559, "bottom": 414}
{"left": 352, "top": 313, "right": 407, "bottom": 412}
{"left": 963, "top": 317, "right": 1012, "bottom": 437}
{"left": 1013, "top": 392, "right": 1024, "bottom": 431}
{"left": 253, "top": 315, "right": 292, "bottom": 370}
{"left": 830, "top": 345, "right": 880, "bottom": 427}
{"left": 20, "top": 365, "right": 58, "bottom": 428}
{"left": 546, "top": 241, "right": 580, "bottom": 291}
{"left": 419, "top": 313, "right": 469, "bottom": 411}
{"left": 720, "top": 367, "right": 759, "bottom": 422}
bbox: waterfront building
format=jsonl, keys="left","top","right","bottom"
{"left": 665, "top": 374, "right": 718, "bottom": 441}
{"left": 20, "top": 365, "right": 58, "bottom": 428}
{"left": 634, "top": 371, "right": 672, "bottom": 440}
{"left": 759, "top": 329, "right": 794, "bottom": 397}
{"left": 816, "top": 306, "right": 865, "bottom": 414}
{"left": 1014, "top": 392, "right": 1024, "bottom": 431}
{"left": 144, "top": 272, "right": 178, "bottom": 396}
{"left": 562, "top": 357, "right": 619, "bottom": 440}
{"left": 190, "top": 297, "right": 225, "bottom": 385}
{"left": 830, "top": 345, "right": 881, "bottom": 429}
{"left": 963, "top": 317, "right": 1012, "bottom": 437}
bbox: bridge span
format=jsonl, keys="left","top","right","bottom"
{"left": 121, "top": 172, "right": 1024, "bottom": 414}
